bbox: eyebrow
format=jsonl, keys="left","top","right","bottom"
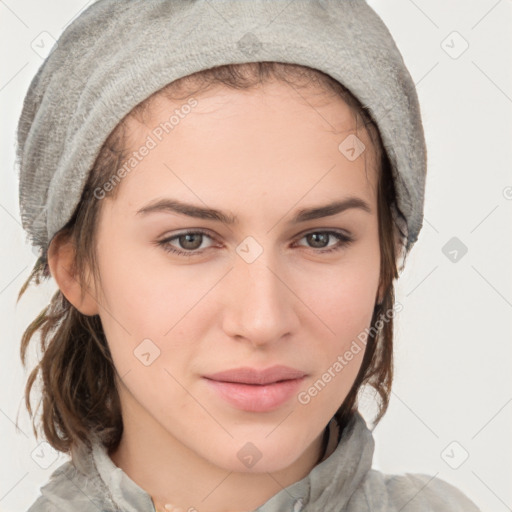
{"left": 136, "top": 196, "right": 372, "bottom": 224}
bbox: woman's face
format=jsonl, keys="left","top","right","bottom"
{"left": 91, "top": 80, "right": 381, "bottom": 473}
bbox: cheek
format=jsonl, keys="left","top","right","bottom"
{"left": 95, "top": 233, "right": 196, "bottom": 331}
{"left": 293, "top": 244, "right": 380, "bottom": 406}
{"left": 302, "top": 272, "right": 375, "bottom": 375}
{"left": 294, "top": 284, "right": 374, "bottom": 417}
{"left": 310, "top": 275, "right": 376, "bottom": 338}
{"left": 92, "top": 236, "right": 214, "bottom": 378}
{"left": 301, "top": 247, "right": 380, "bottom": 344}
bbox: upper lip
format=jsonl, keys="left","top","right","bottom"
{"left": 203, "top": 365, "right": 307, "bottom": 385}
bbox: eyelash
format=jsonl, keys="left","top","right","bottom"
{"left": 156, "top": 229, "right": 354, "bottom": 258}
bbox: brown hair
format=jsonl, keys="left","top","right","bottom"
{"left": 17, "top": 62, "right": 407, "bottom": 459}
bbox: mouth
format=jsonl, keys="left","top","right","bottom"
{"left": 203, "top": 365, "right": 307, "bottom": 385}
{"left": 202, "top": 365, "right": 307, "bottom": 412}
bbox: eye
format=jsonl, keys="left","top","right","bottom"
{"left": 294, "top": 230, "right": 354, "bottom": 254}
{"left": 156, "top": 229, "right": 354, "bottom": 258}
{"left": 157, "top": 230, "right": 216, "bottom": 257}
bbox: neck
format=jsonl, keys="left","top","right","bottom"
{"left": 109, "top": 406, "right": 332, "bottom": 512}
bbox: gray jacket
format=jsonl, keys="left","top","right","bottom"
{"left": 26, "top": 413, "right": 481, "bottom": 512}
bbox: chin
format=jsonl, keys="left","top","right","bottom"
{"left": 201, "top": 433, "right": 315, "bottom": 474}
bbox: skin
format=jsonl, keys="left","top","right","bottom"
{"left": 49, "top": 79, "right": 383, "bottom": 512}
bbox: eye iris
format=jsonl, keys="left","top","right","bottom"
{"left": 307, "top": 232, "right": 329, "bottom": 248}
{"left": 180, "top": 233, "right": 202, "bottom": 250}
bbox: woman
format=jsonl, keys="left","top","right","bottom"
{"left": 16, "top": 1, "right": 480, "bottom": 511}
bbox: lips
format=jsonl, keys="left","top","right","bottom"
{"left": 203, "top": 365, "right": 307, "bottom": 385}
{"left": 202, "top": 365, "right": 307, "bottom": 412}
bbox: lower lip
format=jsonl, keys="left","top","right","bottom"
{"left": 203, "top": 377, "right": 305, "bottom": 412}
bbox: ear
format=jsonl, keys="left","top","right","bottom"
{"left": 47, "top": 232, "right": 100, "bottom": 316}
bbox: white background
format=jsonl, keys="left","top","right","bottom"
{"left": 1, "top": 1, "right": 511, "bottom": 511}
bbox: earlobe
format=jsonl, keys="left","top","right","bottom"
{"left": 47, "top": 233, "right": 100, "bottom": 316}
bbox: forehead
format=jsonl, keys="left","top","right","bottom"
{"left": 131, "top": 79, "right": 371, "bottom": 141}
{"left": 113, "top": 80, "right": 379, "bottom": 213}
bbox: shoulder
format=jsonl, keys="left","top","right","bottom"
{"left": 384, "top": 472, "right": 481, "bottom": 511}
{"left": 26, "top": 495, "right": 56, "bottom": 512}
{"left": 25, "top": 458, "right": 113, "bottom": 512}
{"left": 350, "top": 469, "right": 481, "bottom": 512}
{"left": 25, "top": 461, "right": 73, "bottom": 512}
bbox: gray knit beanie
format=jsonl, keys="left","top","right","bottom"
{"left": 16, "top": 0, "right": 427, "bottom": 259}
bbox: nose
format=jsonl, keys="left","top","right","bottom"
{"left": 221, "top": 249, "right": 299, "bottom": 348}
